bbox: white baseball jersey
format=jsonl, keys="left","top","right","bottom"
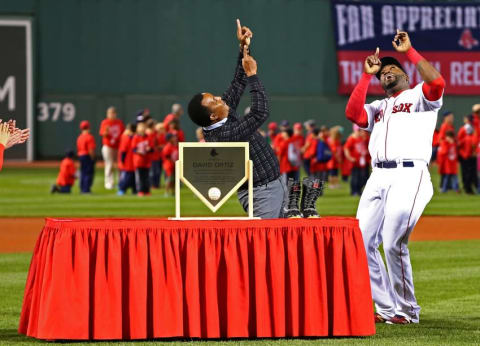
{"left": 363, "top": 82, "right": 443, "bottom": 165}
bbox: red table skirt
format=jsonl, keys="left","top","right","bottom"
{"left": 19, "top": 217, "right": 375, "bottom": 340}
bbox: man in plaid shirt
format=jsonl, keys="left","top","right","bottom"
{"left": 187, "top": 20, "right": 285, "bottom": 218}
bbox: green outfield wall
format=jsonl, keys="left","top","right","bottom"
{"left": 0, "top": 0, "right": 477, "bottom": 158}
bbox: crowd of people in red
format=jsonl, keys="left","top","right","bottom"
{"left": 53, "top": 103, "right": 480, "bottom": 197}
{"left": 53, "top": 104, "right": 184, "bottom": 196}
{"left": 265, "top": 119, "right": 371, "bottom": 196}
{"left": 434, "top": 105, "right": 480, "bottom": 194}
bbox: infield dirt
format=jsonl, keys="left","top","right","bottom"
{"left": 0, "top": 216, "right": 479, "bottom": 253}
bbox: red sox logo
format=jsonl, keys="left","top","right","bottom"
{"left": 458, "top": 29, "right": 478, "bottom": 50}
{"left": 392, "top": 103, "right": 413, "bottom": 114}
{"left": 375, "top": 103, "right": 413, "bottom": 122}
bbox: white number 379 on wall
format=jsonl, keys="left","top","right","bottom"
{"left": 37, "top": 102, "right": 76, "bottom": 122}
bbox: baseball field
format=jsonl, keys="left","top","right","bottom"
{"left": 1, "top": 165, "right": 479, "bottom": 345}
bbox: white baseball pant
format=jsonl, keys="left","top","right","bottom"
{"left": 101, "top": 145, "right": 118, "bottom": 190}
{"left": 357, "top": 162, "right": 433, "bottom": 323}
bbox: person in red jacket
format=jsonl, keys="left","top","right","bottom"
{"left": 437, "top": 131, "right": 459, "bottom": 193}
{"left": 438, "top": 111, "right": 455, "bottom": 143}
{"left": 77, "top": 121, "right": 96, "bottom": 193}
{"left": 457, "top": 123, "right": 478, "bottom": 194}
{"left": 472, "top": 104, "right": 480, "bottom": 136}
{"left": 344, "top": 125, "right": 369, "bottom": 196}
{"left": 310, "top": 127, "right": 330, "bottom": 183}
{"left": 167, "top": 119, "right": 185, "bottom": 142}
{"left": 162, "top": 133, "right": 179, "bottom": 196}
{"left": 99, "top": 106, "right": 125, "bottom": 190}
{"left": 327, "top": 126, "right": 343, "bottom": 189}
{"left": 291, "top": 123, "right": 305, "bottom": 148}
{"left": 150, "top": 122, "right": 167, "bottom": 188}
{"left": 302, "top": 125, "right": 317, "bottom": 177}
{"left": 51, "top": 150, "right": 76, "bottom": 193}
{"left": 163, "top": 103, "right": 183, "bottom": 128}
{"left": 277, "top": 128, "right": 301, "bottom": 181}
{"left": 132, "top": 122, "right": 152, "bottom": 196}
{"left": 117, "top": 124, "right": 136, "bottom": 195}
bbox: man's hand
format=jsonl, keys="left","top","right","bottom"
{"left": 242, "top": 45, "right": 257, "bottom": 77}
{"left": 0, "top": 122, "right": 10, "bottom": 147}
{"left": 392, "top": 29, "right": 412, "bottom": 53}
{"left": 364, "top": 47, "right": 381, "bottom": 75}
{"left": 236, "top": 19, "right": 252, "bottom": 48}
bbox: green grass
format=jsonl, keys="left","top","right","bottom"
{"left": 0, "top": 167, "right": 478, "bottom": 217}
{"left": 1, "top": 240, "right": 479, "bottom": 345}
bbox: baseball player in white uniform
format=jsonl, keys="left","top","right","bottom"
{"left": 345, "top": 30, "right": 445, "bottom": 324}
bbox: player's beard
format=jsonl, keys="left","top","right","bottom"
{"left": 383, "top": 75, "right": 399, "bottom": 91}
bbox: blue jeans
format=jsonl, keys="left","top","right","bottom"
{"left": 59, "top": 185, "right": 72, "bottom": 193}
{"left": 150, "top": 160, "right": 162, "bottom": 188}
{"left": 441, "top": 174, "right": 459, "bottom": 192}
{"left": 119, "top": 171, "right": 136, "bottom": 194}
{"left": 79, "top": 155, "right": 94, "bottom": 193}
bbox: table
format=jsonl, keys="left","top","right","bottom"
{"left": 19, "top": 217, "right": 375, "bottom": 340}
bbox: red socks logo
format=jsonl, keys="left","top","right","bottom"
{"left": 392, "top": 103, "right": 413, "bottom": 114}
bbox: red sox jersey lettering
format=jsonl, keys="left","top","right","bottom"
{"left": 392, "top": 103, "right": 413, "bottom": 113}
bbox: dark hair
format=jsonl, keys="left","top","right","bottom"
{"left": 445, "top": 130, "right": 455, "bottom": 138}
{"left": 65, "top": 150, "right": 75, "bottom": 158}
{"left": 146, "top": 118, "right": 156, "bottom": 128}
{"left": 285, "top": 128, "right": 293, "bottom": 137}
{"left": 126, "top": 123, "right": 136, "bottom": 132}
{"left": 188, "top": 93, "right": 212, "bottom": 127}
{"left": 313, "top": 128, "right": 320, "bottom": 136}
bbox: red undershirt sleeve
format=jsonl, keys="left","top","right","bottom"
{"left": 345, "top": 72, "right": 372, "bottom": 128}
{"left": 406, "top": 47, "right": 445, "bottom": 101}
{"left": 0, "top": 144, "right": 5, "bottom": 171}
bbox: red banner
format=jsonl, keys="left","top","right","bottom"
{"left": 337, "top": 51, "right": 480, "bottom": 95}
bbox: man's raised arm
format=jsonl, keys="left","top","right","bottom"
{"left": 345, "top": 48, "right": 381, "bottom": 128}
{"left": 393, "top": 30, "right": 445, "bottom": 101}
{"left": 222, "top": 19, "right": 253, "bottom": 109}
{"left": 217, "top": 46, "right": 269, "bottom": 141}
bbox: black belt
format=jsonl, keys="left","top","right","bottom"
{"left": 376, "top": 161, "right": 414, "bottom": 168}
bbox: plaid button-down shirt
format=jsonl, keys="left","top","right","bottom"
{"left": 203, "top": 53, "right": 280, "bottom": 187}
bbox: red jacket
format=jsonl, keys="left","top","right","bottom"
{"left": 56, "top": 157, "right": 76, "bottom": 186}
{"left": 132, "top": 134, "right": 152, "bottom": 168}
{"left": 439, "top": 122, "right": 454, "bottom": 143}
{"left": 278, "top": 138, "right": 299, "bottom": 174}
{"left": 77, "top": 133, "right": 96, "bottom": 156}
{"left": 99, "top": 118, "right": 125, "bottom": 149}
{"left": 437, "top": 140, "right": 458, "bottom": 175}
{"left": 303, "top": 133, "right": 317, "bottom": 160}
{"left": 344, "top": 135, "right": 368, "bottom": 168}
{"left": 162, "top": 142, "right": 178, "bottom": 176}
{"left": 327, "top": 138, "right": 341, "bottom": 170}
{"left": 151, "top": 132, "right": 166, "bottom": 161}
{"left": 118, "top": 134, "right": 135, "bottom": 172}
{"left": 458, "top": 133, "right": 477, "bottom": 159}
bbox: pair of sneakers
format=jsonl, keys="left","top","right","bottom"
{"left": 284, "top": 177, "right": 325, "bottom": 218}
{"left": 374, "top": 313, "right": 413, "bottom": 324}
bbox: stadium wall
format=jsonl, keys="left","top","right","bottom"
{"left": 0, "top": 0, "right": 476, "bottom": 158}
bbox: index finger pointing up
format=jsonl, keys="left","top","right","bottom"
{"left": 374, "top": 47, "right": 379, "bottom": 58}
{"left": 236, "top": 19, "right": 242, "bottom": 34}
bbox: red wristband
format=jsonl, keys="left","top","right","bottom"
{"left": 406, "top": 47, "right": 424, "bottom": 65}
